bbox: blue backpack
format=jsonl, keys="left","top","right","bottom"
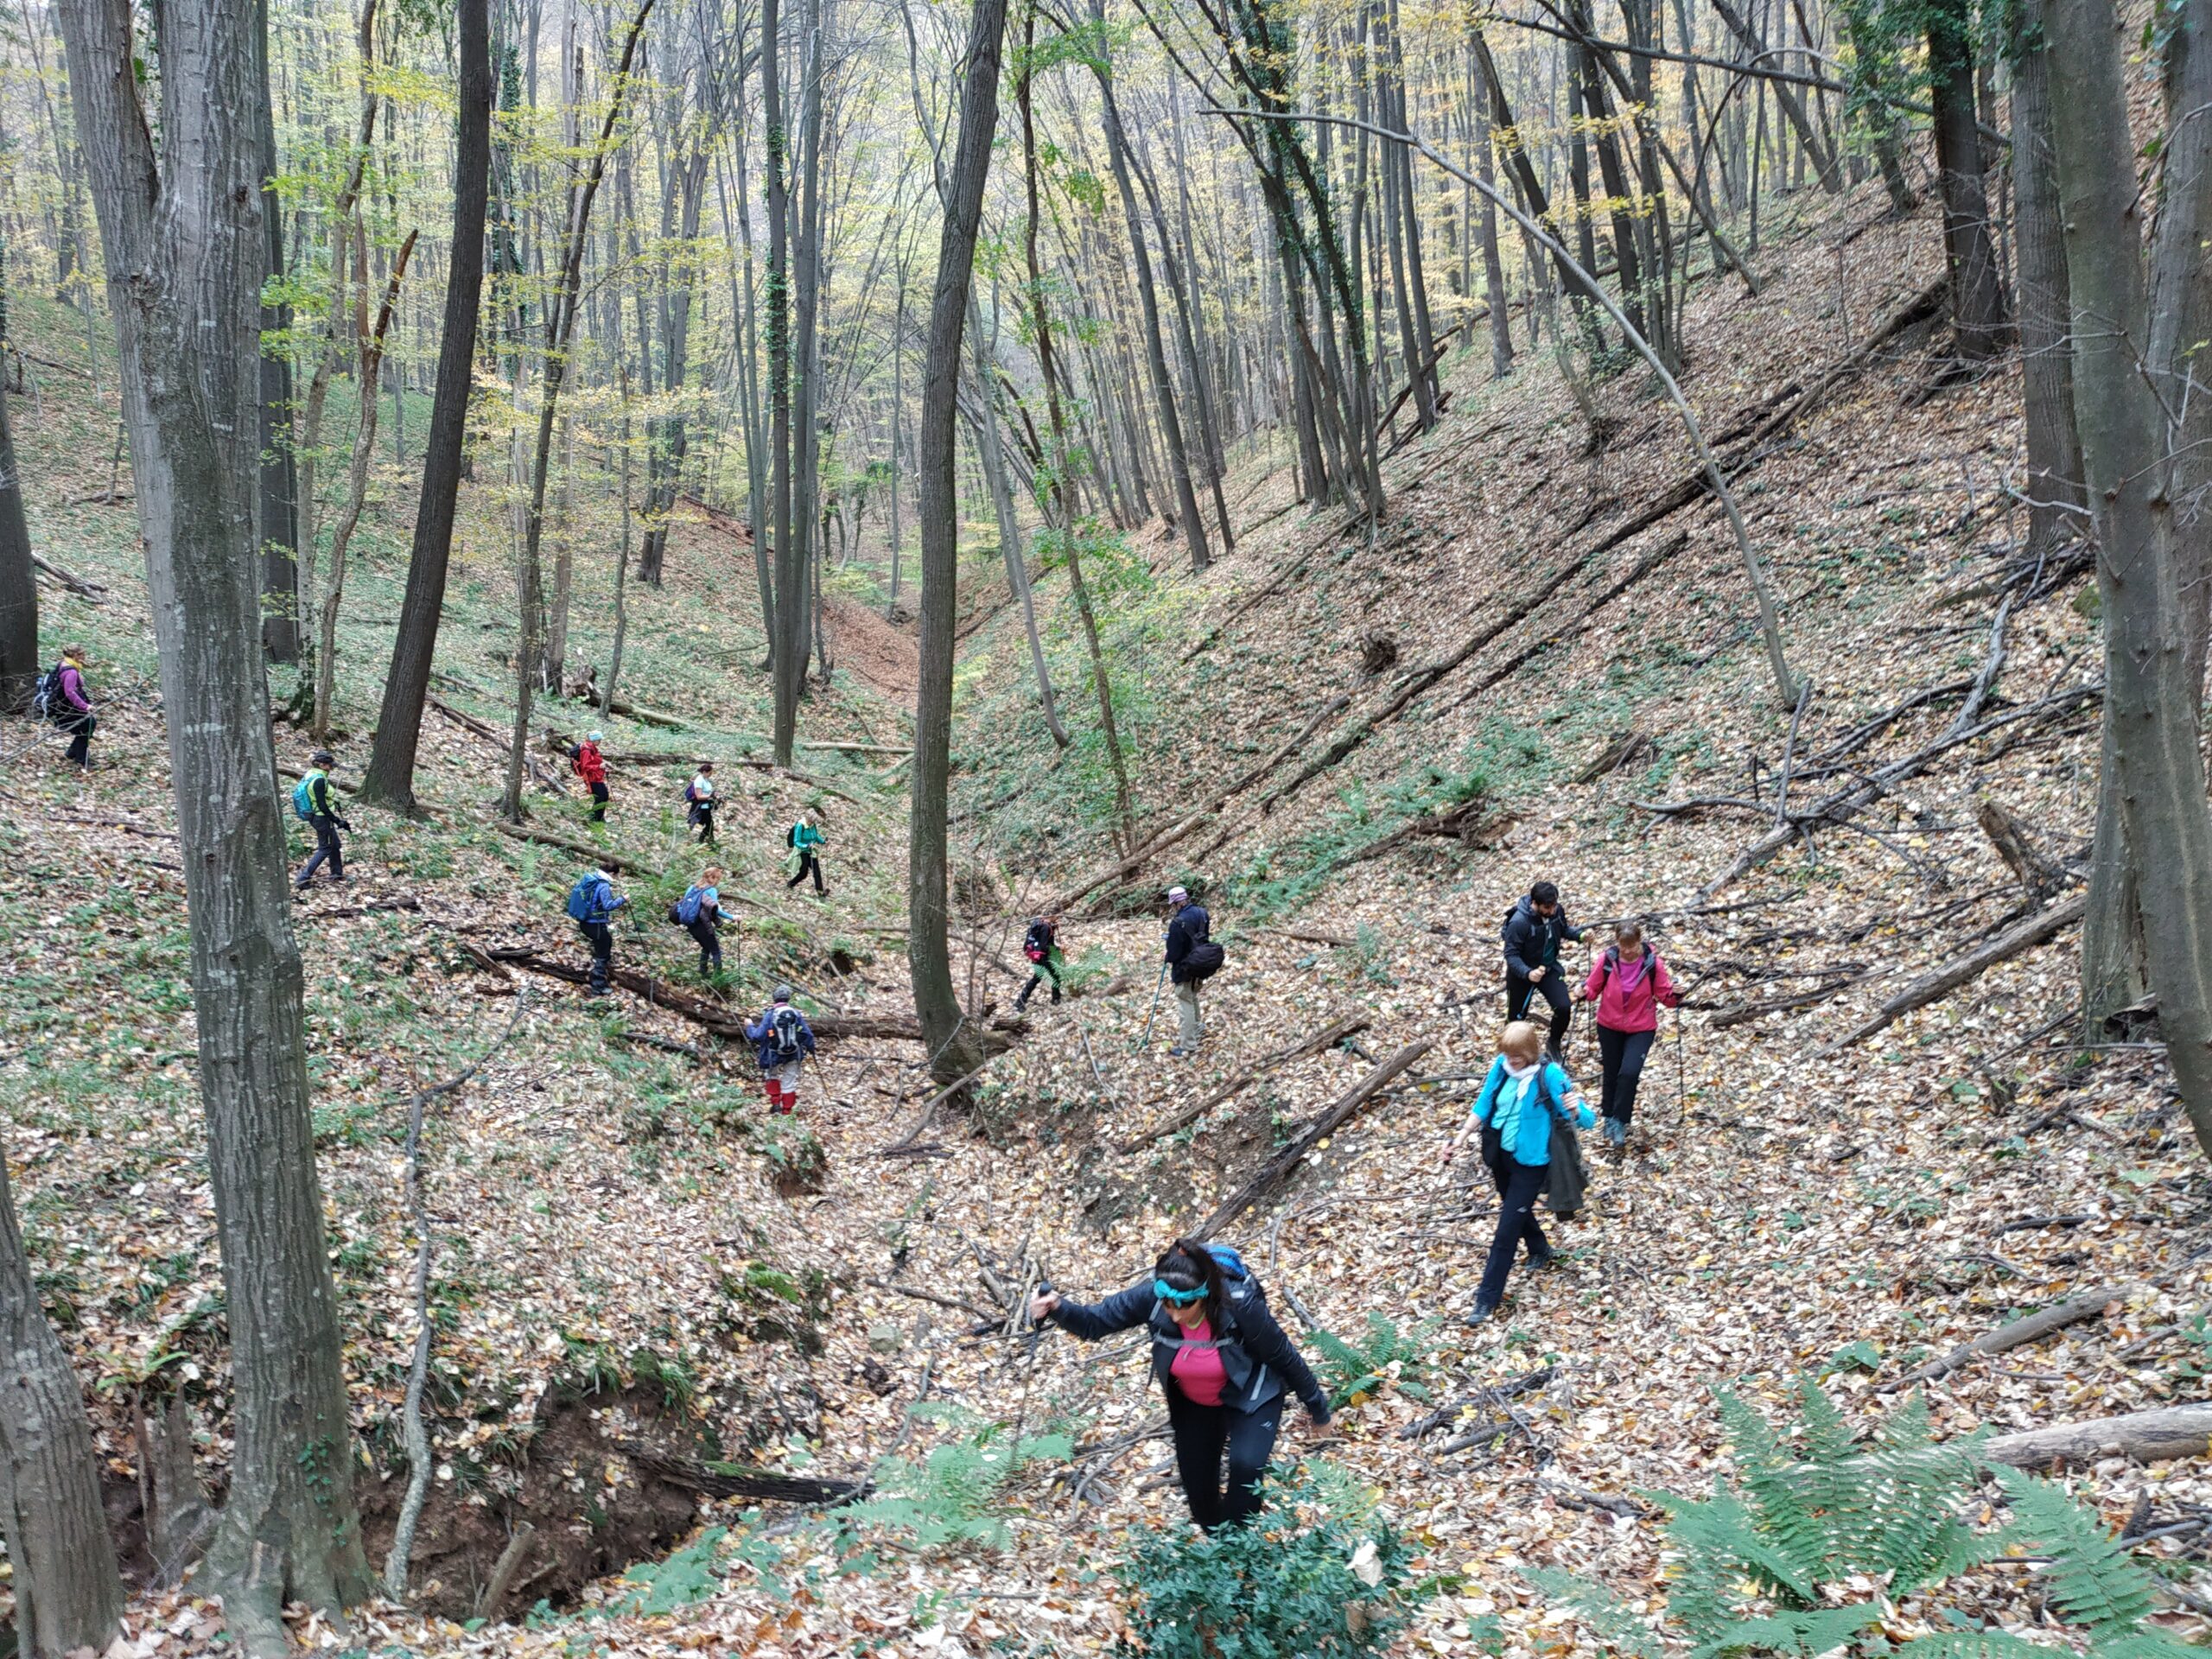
{"left": 676, "top": 886, "right": 707, "bottom": 925}
{"left": 290, "top": 774, "right": 319, "bottom": 821}
{"left": 1203, "top": 1242, "right": 1249, "bottom": 1282}
{"left": 565, "top": 873, "right": 605, "bottom": 923}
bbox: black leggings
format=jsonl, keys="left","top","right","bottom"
{"left": 1164, "top": 1386, "right": 1283, "bottom": 1531}
{"left": 685, "top": 915, "right": 722, "bottom": 973}
{"left": 1506, "top": 969, "right": 1572, "bottom": 1052}
{"left": 1477, "top": 1144, "right": 1550, "bottom": 1310}
{"left": 1597, "top": 1026, "right": 1656, "bottom": 1126}
{"left": 787, "top": 850, "right": 824, "bottom": 893}
{"left": 579, "top": 920, "right": 613, "bottom": 992}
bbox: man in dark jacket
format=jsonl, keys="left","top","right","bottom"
{"left": 1503, "top": 880, "right": 1584, "bottom": 1055}
{"left": 746, "top": 985, "right": 817, "bottom": 1114}
{"left": 296, "top": 749, "right": 351, "bottom": 889}
{"left": 1032, "top": 1240, "right": 1331, "bottom": 1530}
{"left": 1014, "top": 913, "right": 1064, "bottom": 1010}
{"left": 1164, "top": 886, "right": 1212, "bottom": 1058}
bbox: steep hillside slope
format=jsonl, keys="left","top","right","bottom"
{"left": 5, "top": 173, "right": 2207, "bottom": 1659}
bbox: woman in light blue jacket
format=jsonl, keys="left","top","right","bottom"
{"left": 1443, "top": 1020, "right": 1594, "bottom": 1325}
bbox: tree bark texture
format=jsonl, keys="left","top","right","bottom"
{"left": 1928, "top": 6, "right": 2009, "bottom": 359}
{"left": 0, "top": 1142, "right": 123, "bottom": 1658}
{"left": 360, "top": 0, "right": 493, "bottom": 811}
{"left": 2008, "top": 0, "right": 2085, "bottom": 563}
{"left": 909, "top": 0, "right": 1007, "bottom": 1089}
{"left": 56, "top": 0, "right": 375, "bottom": 1637}
{"left": 0, "top": 302, "right": 36, "bottom": 711}
{"left": 2046, "top": 0, "right": 2212, "bottom": 1158}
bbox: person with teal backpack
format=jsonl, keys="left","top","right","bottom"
{"left": 293, "top": 749, "right": 350, "bottom": 890}
{"left": 564, "top": 861, "right": 626, "bottom": 995}
{"left": 1031, "top": 1238, "right": 1332, "bottom": 1530}
{"left": 1443, "top": 1020, "right": 1595, "bottom": 1325}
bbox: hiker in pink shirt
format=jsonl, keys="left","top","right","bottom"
{"left": 1580, "top": 920, "right": 1679, "bottom": 1150}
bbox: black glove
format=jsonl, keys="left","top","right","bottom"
{"left": 337, "top": 817, "right": 353, "bottom": 832}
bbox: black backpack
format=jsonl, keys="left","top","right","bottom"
{"left": 32, "top": 663, "right": 67, "bottom": 724}
{"left": 1181, "top": 910, "right": 1224, "bottom": 981}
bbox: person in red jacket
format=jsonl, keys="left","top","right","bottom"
{"left": 571, "top": 730, "right": 609, "bottom": 822}
{"left": 1580, "top": 920, "right": 1680, "bottom": 1151}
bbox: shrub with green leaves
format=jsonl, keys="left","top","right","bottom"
{"left": 839, "top": 1403, "right": 1071, "bottom": 1554}
{"left": 1529, "top": 1382, "right": 2193, "bottom": 1659}
{"left": 1113, "top": 1461, "right": 1427, "bottom": 1658}
{"left": 1311, "top": 1313, "right": 1440, "bottom": 1409}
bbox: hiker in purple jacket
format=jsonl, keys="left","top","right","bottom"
{"left": 50, "top": 647, "right": 95, "bottom": 768}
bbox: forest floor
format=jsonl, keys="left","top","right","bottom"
{"left": 7, "top": 171, "right": 2211, "bottom": 1659}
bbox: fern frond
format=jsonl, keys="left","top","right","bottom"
{"left": 1796, "top": 1381, "right": 1860, "bottom": 1465}
{"left": 1891, "top": 1630, "right": 2058, "bottom": 1659}
{"left": 2090, "top": 1632, "right": 2205, "bottom": 1659}
{"left": 1684, "top": 1603, "right": 1879, "bottom": 1658}
{"left": 1522, "top": 1565, "right": 1667, "bottom": 1659}
{"left": 1993, "top": 1466, "right": 2156, "bottom": 1635}
{"left": 1664, "top": 1491, "right": 1821, "bottom": 1607}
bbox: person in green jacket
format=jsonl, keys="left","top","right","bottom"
{"left": 785, "top": 811, "right": 827, "bottom": 895}
{"left": 296, "top": 749, "right": 351, "bottom": 889}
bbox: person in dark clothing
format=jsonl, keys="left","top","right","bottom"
{"left": 785, "top": 813, "right": 826, "bottom": 893}
{"left": 569, "top": 861, "right": 626, "bottom": 996}
{"left": 1443, "top": 1021, "right": 1594, "bottom": 1324}
{"left": 1163, "top": 885, "right": 1217, "bottom": 1058}
{"left": 1502, "top": 880, "right": 1585, "bottom": 1056}
{"left": 1580, "top": 920, "right": 1681, "bottom": 1150}
{"left": 51, "top": 647, "right": 95, "bottom": 768}
{"left": 746, "top": 985, "right": 817, "bottom": 1113}
{"left": 571, "top": 731, "right": 609, "bottom": 822}
{"left": 676, "top": 867, "right": 734, "bottom": 976}
{"left": 1032, "top": 1239, "right": 1332, "bottom": 1531}
{"left": 1015, "top": 913, "right": 1065, "bottom": 1010}
{"left": 295, "top": 750, "right": 351, "bottom": 888}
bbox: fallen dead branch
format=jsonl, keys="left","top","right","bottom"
{"left": 486, "top": 946, "right": 1028, "bottom": 1049}
{"left": 32, "top": 551, "right": 107, "bottom": 598}
{"left": 1884, "top": 1283, "right": 2119, "bottom": 1389}
{"left": 1116, "top": 1014, "right": 1372, "bottom": 1154}
{"left": 1981, "top": 1404, "right": 2212, "bottom": 1469}
{"left": 492, "top": 819, "right": 660, "bottom": 876}
{"left": 1821, "top": 893, "right": 2088, "bottom": 1054}
{"left": 1198, "top": 1039, "right": 1433, "bottom": 1236}
{"left": 607, "top": 1440, "right": 864, "bottom": 1504}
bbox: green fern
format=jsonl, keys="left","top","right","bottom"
{"left": 1531, "top": 1386, "right": 2181, "bottom": 1659}
{"left": 843, "top": 1404, "right": 1071, "bottom": 1554}
{"left": 1311, "top": 1312, "right": 1440, "bottom": 1408}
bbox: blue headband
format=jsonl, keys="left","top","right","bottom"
{"left": 1154, "top": 1279, "right": 1206, "bottom": 1306}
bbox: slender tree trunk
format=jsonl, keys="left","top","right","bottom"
{"left": 360, "top": 0, "right": 490, "bottom": 810}
{"left": 791, "top": 0, "right": 826, "bottom": 696}
{"left": 1929, "top": 5, "right": 2009, "bottom": 359}
{"left": 0, "top": 302, "right": 35, "bottom": 710}
{"left": 2008, "top": 4, "right": 2084, "bottom": 563}
{"left": 58, "top": 0, "right": 374, "bottom": 1639}
{"left": 766, "top": 0, "right": 800, "bottom": 763}
{"left": 2046, "top": 0, "right": 2212, "bottom": 1152}
{"left": 501, "top": 0, "right": 654, "bottom": 821}
{"left": 912, "top": 0, "right": 1007, "bottom": 1089}
{"left": 0, "top": 1140, "right": 123, "bottom": 1659}
{"left": 256, "top": 0, "right": 300, "bottom": 664}
{"left": 1096, "top": 62, "right": 1207, "bottom": 572}
{"left": 887, "top": 271, "right": 905, "bottom": 614}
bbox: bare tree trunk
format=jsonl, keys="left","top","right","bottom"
{"left": 313, "top": 233, "right": 414, "bottom": 741}
{"left": 2008, "top": 3, "right": 2084, "bottom": 563}
{"left": 766, "top": 0, "right": 801, "bottom": 764}
{"left": 1096, "top": 60, "right": 1208, "bottom": 573}
{"left": 887, "top": 270, "right": 905, "bottom": 615}
{"left": 912, "top": 0, "right": 1007, "bottom": 1089}
{"left": 256, "top": 0, "right": 300, "bottom": 664}
{"left": 501, "top": 0, "right": 655, "bottom": 821}
{"left": 360, "top": 0, "right": 490, "bottom": 811}
{"left": 0, "top": 290, "right": 35, "bottom": 710}
{"left": 0, "top": 1140, "right": 123, "bottom": 1659}
{"left": 58, "top": 0, "right": 374, "bottom": 1639}
{"left": 1467, "top": 30, "right": 1514, "bottom": 377}
{"left": 1929, "top": 5, "right": 2009, "bottom": 360}
{"left": 2046, "top": 0, "right": 2212, "bottom": 1154}
{"left": 791, "top": 0, "right": 826, "bottom": 695}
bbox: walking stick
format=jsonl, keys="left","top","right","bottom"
{"left": 1140, "top": 962, "right": 1167, "bottom": 1049}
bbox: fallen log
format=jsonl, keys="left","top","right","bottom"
{"left": 492, "top": 820, "right": 661, "bottom": 877}
{"left": 1198, "top": 1039, "right": 1433, "bottom": 1236}
{"left": 608, "top": 1441, "right": 863, "bottom": 1504}
{"left": 1821, "top": 893, "right": 2088, "bottom": 1055}
{"left": 1116, "top": 1014, "right": 1373, "bottom": 1154}
{"left": 31, "top": 551, "right": 107, "bottom": 597}
{"left": 1982, "top": 1404, "right": 2212, "bottom": 1469}
{"left": 486, "top": 946, "right": 1028, "bottom": 1048}
{"left": 1885, "top": 1283, "right": 2119, "bottom": 1389}
{"left": 1708, "top": 969, "right": 1873, "bottom": 1028}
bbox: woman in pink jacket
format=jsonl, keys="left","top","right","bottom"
{"left": 1580, "top": 921, "right": 1679, "bottom": 1149}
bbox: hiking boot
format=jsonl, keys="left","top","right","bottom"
{"left": 1465, "top": 1300, "right": 1499, "bottom": 1327}
{"left": 1014, "top": 988, "right": 1033, "bottom": 1012}
{"left": 1050, "top": 986, "right": 1062, "bottom": 1004}
{"left": 1529, "top": 1248, "right": 1561, "bottom": 1271}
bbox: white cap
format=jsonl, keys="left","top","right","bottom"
{"left": 1166, "top": 886, "right": 1188, "bottom": 902}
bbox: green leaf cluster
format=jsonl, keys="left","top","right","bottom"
{"left": 1112, "top": 1460, "right": 1428, "bottom": 1658}
{"left": 1310, "top": 1312, "right": 1440, "bottom": 1409}
{"left": 1532, "top": 1382, "right": 2193, "bottom": 1658}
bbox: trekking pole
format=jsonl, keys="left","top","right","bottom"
{"left": 1139, "top": 962, "right": 1167, "bottom": 1050}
